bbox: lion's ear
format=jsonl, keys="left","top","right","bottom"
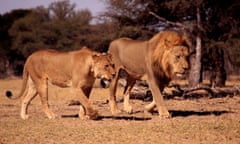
{"left": 164, "top": 34, "right": 192, "bottom": 49}
{"left": 164, "top": 39, "right": 175, "bottom": 48}
{"left": 164, "top": 34, "right": 182, "bottom": 48}
{"left": 181, "top": 35, "right": 192, "bottom": 48}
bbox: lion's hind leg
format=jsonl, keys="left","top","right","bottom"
{"left": 20, "top": 76, "right": 37, "bottom": 120}
{"left": 123, "top": 77, "right": 135, "bottom": 114}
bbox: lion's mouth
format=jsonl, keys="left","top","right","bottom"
{"left": 100, "top": 78, "right": 111, "bottom": 88}
{"left": 175, "top": 72, "right": 185, "bottom": 77}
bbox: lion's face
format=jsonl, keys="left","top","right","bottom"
{"left": 163, "top": 45, "right": 189, "bottom": 78}
{"left": 92, "top": 54, "right": 116, "bottom": 88}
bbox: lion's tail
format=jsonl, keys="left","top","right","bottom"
{"left": 5, "top": 67, "right": 29, "bottom": 100}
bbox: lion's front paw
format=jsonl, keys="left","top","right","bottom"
{"left": 158, "top": 109, "right": 171, "bottom": 119}
{"left": 159, "top": 114, "right": 171, "bottom": 119}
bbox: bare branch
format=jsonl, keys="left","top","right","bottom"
{"left": 149, "top": 11, "right": 192, "bottom": 31}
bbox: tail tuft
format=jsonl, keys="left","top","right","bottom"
{"left": 6, "top": 91, "right": 13, "bottom": 98}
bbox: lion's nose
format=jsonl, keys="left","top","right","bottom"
{"left": 112, "top": 73, "right": 116, "bottom": 78}
{"left": 183, "top": 63, "right": 189, "bottom": 71}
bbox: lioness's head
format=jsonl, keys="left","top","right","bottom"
{"left": 162, "top": 45, "right": 189, "bottom": 78}
{"left": 92, "top": 53, "right": 116, "bottom": 88}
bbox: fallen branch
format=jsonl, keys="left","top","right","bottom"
{"left": 66, "top": 85, "right": 240, "bottom": 106}
{"left": 129, "top": 84, "right": 240, "bottom": 101}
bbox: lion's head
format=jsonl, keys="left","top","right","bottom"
{"left": 150, "top": 30, "right": 191, "bottom": 79}
{"left": 92, "top": 53, "right": 116, "bottom": 88}
{"left": 162, "top": 45, "right": 189, "bottom": 78}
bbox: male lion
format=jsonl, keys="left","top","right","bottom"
{"left": 108, "top": 30, "right": 191, "bottom": 118}
{"left": 6, "top": 47, "right": 116, "bottom": 120}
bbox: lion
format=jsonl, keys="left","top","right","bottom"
{"left": 108, "top": 30, "right": 191, "bottom": 118}
{"left": 6, "top": 47, "right": 116, "bottom": 120}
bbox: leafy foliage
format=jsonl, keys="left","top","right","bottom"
{"left": 8, "top": 1, "right": 93, "bottom": 57}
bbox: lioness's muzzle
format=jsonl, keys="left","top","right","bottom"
{"left": 100, "top": 78, "right": 111, "bottom": 88}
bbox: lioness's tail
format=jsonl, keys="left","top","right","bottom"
{"left": 5, "top": 68, "right": 29, "bottom": 100}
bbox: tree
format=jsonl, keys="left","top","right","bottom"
{"left": 0, "top": 9, "right": 31, "bottom": 77}
{"left": 102, "top": 0, "right": 156, "bottom": 39}
{"left": 5, "top": 0, "right": 94, "bottom": 76}
{"left": 9, "top": 0, "right": 92, "bottom": 58}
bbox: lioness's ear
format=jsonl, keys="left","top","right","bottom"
{"left": 104, "top": 53, "right": 112, "bottom": 60}
{"left": 92, "top": 54, "right": 100, "bottom": 64}
{"left": 92, "top": 53, "right": 101, "bottom": 58}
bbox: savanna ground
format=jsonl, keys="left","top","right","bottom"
{"left": 0, "top": 77, "right": 240, "bottom": 144}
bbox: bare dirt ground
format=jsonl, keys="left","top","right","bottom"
{"left": 0, "top": 78, "right": 240, "bottom": 144}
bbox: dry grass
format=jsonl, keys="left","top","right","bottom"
{"left": 0, "top": 78, "right": 240, "bottom": 144}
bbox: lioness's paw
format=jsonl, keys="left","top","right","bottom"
{"left": 80, "top": 115, "right": 90, "bottom": 120}
{"left": 88, "top": 110, "right": 99, "bottom": 120}
{"left": 124, "top": 105, "right": 133, "bottom": 114}
{"left": 111, "top": 108, "right": 122, "bottom": 115}
{"left": 21, "top": 114, "right": 29, "bottom": 120}
{"left": 47, "top": 112, "right": 56, "bottom": 119}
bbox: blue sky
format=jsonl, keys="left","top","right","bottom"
{"left": 0, "top": 0, "right": 106, "bottom": 16}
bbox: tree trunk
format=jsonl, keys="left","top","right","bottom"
{"left": 189, "top": 5, "right": 202, "bottom": 87}
{"left": 5, "top": 60, "right": 14, "bottom": 77}
{"left": 210, "top": 48, "right": 227, "bottom": 87}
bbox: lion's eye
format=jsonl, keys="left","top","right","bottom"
{"left": 176, "top": 55, "right": 181, "bottom": 59}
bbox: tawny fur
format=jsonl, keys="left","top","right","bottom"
{"left": 7, "top": 47, "right": 115, "bottom": 120}
{"left": 108, "top": 30, "right": 191, "bottom": 117}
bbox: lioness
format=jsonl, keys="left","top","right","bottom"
{"left": 108, "top": 30, "right": 191, "bottom": 118}
{"left": 6, "top": 47, "right": 116, "bottom": 120}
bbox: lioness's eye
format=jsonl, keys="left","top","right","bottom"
{"left": 105, "top": 65, "right": 109, "bottom": 68}
{"left": 176, "top": 55, "right": 181, "bottom": 59}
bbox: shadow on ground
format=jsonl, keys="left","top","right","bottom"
{"left": 61, "top": 114, "right": 152, "bottom": 121}
{"left": 61, "top": 109, "right": 231, "bottom": 120}
{"left": 169, "top": 110, "right": 230, "bottom": 117}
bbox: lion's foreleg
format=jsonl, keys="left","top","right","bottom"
{"left": 146, "top": 77, "right": 170, "bottom": 118}
{"left": 108, "top": 72, "right": 121, "bottom": 115}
